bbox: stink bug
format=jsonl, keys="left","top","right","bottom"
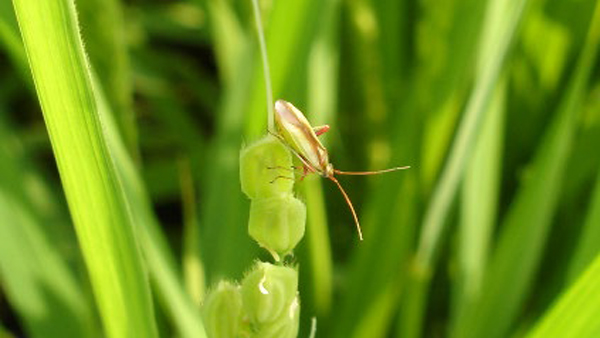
{"left": 271, "top": 99, "right": 410, "bottom": 240}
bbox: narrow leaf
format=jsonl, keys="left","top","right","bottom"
{"left": 454, "top": 2, "right": 600, "bottom": 337}
{"left": 526, "top": 253, "right": 600, "bottom": 338}
{"left": 12, "top": 0, "right": 158, "bottom": 336}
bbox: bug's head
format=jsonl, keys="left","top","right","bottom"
{"left": 324, "top": 163, "right": 335, "bottom": 178}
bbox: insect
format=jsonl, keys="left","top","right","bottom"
{"left": 271, "top": 99, "right": 410, "bottom": 240}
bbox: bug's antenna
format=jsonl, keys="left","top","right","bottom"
{"left": 329, "top": 176, "right": 363, "bottom": 241}
{"left": 334, "top": 166, "right": 411, "bottom": 176}
{"left": 251, "top": 0, "right": 274, "bottom": 131}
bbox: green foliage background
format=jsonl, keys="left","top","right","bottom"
{"left": 1, "top": 0, "right": 599, "bottom": 337}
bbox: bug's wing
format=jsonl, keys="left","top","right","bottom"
{"left": 274, "top": 100, "right": 329, "bottom": 172}
{"left": 268, "top": 130, "right": 317, "bottom": 173}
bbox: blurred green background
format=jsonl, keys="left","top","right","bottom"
{"left": 1, "top": 0, "right": 600, "bottom": 337}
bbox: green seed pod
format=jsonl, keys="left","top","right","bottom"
{"left": 240, "top": 135, "right": 295, "bottom": 199}
{"left": 202, "top": 281, "right": 244, "bottom": 338}
{"left": 241, "top": 262, "right": 298, "bottom": 325}
{"left": 253, "top": 296, "right": 300, "bottom": 338}
{"left": 248, "top": 195, "right": 306, "bottom": 260}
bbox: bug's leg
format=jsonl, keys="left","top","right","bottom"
{"left": 298, "top": 165, "right": 312, "bottom": 181}
{"left": 269, "top": 175, "right": 295, "bottom": 184}
{"left": 266, "top": 165, "right": 301, "bottom": 171}
{"left": 313, "top": 124, "right": 330, "bottom": 137}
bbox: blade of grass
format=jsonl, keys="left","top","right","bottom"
{"left": 93, "top": 74, "right": 207, "bottom": 337}
{"left": 417, "top": 0, "right": 487, "bottom": 190}
{"left": 453, "top": 2, "right": 600, "bottom": 337}
{"left": 299, "top": 176, "right": 333, "bottom": 316}
{"left": 399, "top": 0, "right": 529, "bottom": 336}
{"left": 0, "top": 194, "right": 94, "bottom": 337}
{"left": 244, "top": 0, "right": 317, "bottom": 139}
{"left": 334, "top": 154, "right": 419, "bottom": 338}
{"left": 560, "top": 110, "right": 600, "bottom": 207}
{"left": 300, "top": 0, "right": 340, "bottom": 317}
{"left": 200, "top": 0, "right": 258, "bottom": 283}
{"left": 197, "top": 38, "right": 259, "bottom": 281}
{"left": 344, "top": 0, "right": 387, "bottom": 166}
{"left": 11, "top": 0, "right": 158, "bottom": 336}
{"left": 451, "top": 78, "right": 505, "bottom": 330}
{"left": 0, "top": 0, "right": 28, "bottom": 81}
{"left": 332, "top": 0, "right": 421, "bottom": 331}
{"left": 416, "top": 0, "right": 528, "bottom": 283}
{"left": 0, "top": 117, "right": 96, "bottom": 338}
{"left": 2, "top": 8, "right": 206, "bottom": 335}
{"left": 206, "top": 0, "right": 245, "bottom": 87}
{"left": 251, "top": 0, "right": 274, "bottom": 131}
{"left": 525, "top": 253, "right": 600, "bottom": 338}
{"left": 180, "top": 157, "right": 206, "bottom": 306}
{"left": 352, "top": 282, "right": 402, "bottom": 338}
{"left": 372, "top": 0, "right": 410, "bottom": 106}
{"left": 567, "top": 170, "right": 600, "bottom": 282}
{"left": 332, "top": 0, "right": 488, "bottom": 334}
{"left": 78, "top": 0, "right": 138, "bottom": 161}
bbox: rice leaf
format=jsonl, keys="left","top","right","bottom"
{"left": 12, "top": 0, "right": 158, "bottom": 336}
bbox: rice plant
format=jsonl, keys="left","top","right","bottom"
{"left": 1, "top": 0, "right": 599, "bottom": 337}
